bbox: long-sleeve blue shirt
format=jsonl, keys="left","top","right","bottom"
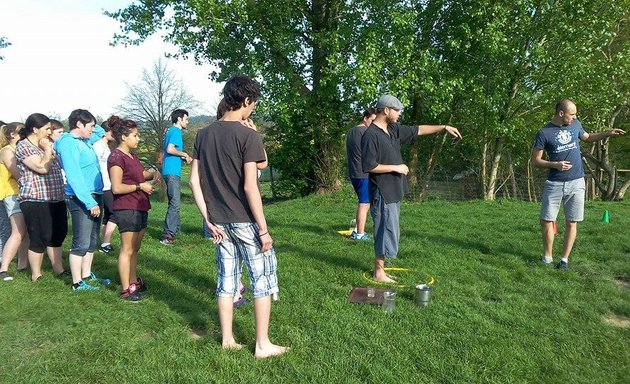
{"left": 54, "top": 132, "right": 103, "bottom": 209}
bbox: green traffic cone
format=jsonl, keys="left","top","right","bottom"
{"left": 602, "top": 210, "right": 610, "bottom": 224}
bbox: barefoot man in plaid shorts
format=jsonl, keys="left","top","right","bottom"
{"left": 189, "top": 75, "right": 289, "bottom": 359}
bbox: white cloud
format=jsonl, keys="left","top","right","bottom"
{"left": 0, "top": 0, "right": 222, "bottom": 122}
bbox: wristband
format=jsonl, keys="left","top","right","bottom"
{"left": 135, "top": 184, "right": 141, "bottom": 192}
{"left": 259, "top": 231, "right": 268, "bottom": 237}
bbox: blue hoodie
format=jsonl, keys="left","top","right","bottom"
{"left": 54, "top": 132, "right": 103, "bottom": 209}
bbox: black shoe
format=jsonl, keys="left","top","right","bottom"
{"left": 556, "top": 260, "right": 568, "bottom": 270}
{"left": 99, "top": 244, "right": 114, "bottom": 253}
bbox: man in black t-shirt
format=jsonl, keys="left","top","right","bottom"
{"left": 361, "top": 95, "right": 462, "bottom": 283}
{"left": 189, "top": 76, "right": 288, "bottom": 359}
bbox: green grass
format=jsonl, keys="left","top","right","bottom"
{"left": 1, "top": 185, "right": 629, "bottom": 383}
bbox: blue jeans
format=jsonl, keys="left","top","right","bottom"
{"left": 162, "top": 174, "right": 181, "bottom": 239}
{"left": 66, "top": 195, "right": 102, "bottom": 256}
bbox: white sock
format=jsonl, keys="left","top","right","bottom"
{"left": 561, "top": 257, "right": 568, "bottom": 263}
{"left": 101, "top": 242, "right": 110, "bottom": 247}
{"left": 543, "top": 256, "right": 553, "bottom": 263}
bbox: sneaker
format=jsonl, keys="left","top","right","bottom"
{"left": 121, "top": 287, "right": 142, "bottom": 302}
{"left": 134, "top": 277, "right": 148, "bottom": 292}
{"left": 159, "top": 237, "right": 174, "bottom": 246}
{"left": 541, "top": 256, "right": 553, "bottom": 265}
{"left": 89, "top": 272, "right": 111, "bottom": 285}
{"left": 556, "top": 260, "right": 569, "bottom": 270}
{"left": 99, "top": 244, "right": 114, "bottom": 253}
{"left": 72, "top": 280, "right": 100, "bottom": 291}
{"left": 0, "top": 271, "right": 14, "bottom": 281}
{"left": 350, "top": 231, "right": 371, "bottom": 241}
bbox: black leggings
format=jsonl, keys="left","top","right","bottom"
{"left": 20, "top": 200, "right": 68, "bottom": 253}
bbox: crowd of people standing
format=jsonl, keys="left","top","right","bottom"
{"left": 0, "top": 110, "right": 157, "bottom": 301}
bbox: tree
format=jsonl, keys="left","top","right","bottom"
{"left": 107, "top": 0, "right": 355, "bottom": 196}
{"left": 0, "top": 37, "right": 10, "bottom": 60}
{"left": 116, "top": 57, "right": 202, "bottom": 164}
{"left": 107, "top": 1, "right": 630, "bottom": 200}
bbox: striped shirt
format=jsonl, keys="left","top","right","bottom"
{"left": 15, "top": 139, "right": 65, "bottom": 202}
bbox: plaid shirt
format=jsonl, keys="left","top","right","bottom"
{"left": 15, "top": 139, "right": 65, "bottom": 202}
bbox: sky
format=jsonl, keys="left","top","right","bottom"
{"left": 0, "top": 0, "right": 223, "bottom": 122}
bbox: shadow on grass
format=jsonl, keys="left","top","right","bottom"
{"left": 417, "top": 234, "right": 535, "bottom": 263}
{"left": 137, "top": 253, "right": 217, "bottom": 328}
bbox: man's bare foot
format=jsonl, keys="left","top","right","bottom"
{"left": 385, "top": 273, "right": 398, "bottom": 281}
{"left": 222, "top": 341, "right": 244, "bottom": 350}
{"left": 255, "top": 343, "right": 290, "bottom": 359}
{"left": 373, "top": 274, "right": 396, "bottom": 283}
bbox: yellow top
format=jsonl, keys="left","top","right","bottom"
{"left": 0, "top": 144, "right": 19, "bottom": 200}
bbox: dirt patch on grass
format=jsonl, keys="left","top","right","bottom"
{"left": 189, "top": 328, "right": 209, "bottom": 339}
{"left": 603, "top": 314, "right": 630, "bottom": 328}
{"left": 612, "top": 277, "right": 630, "bottom": 290}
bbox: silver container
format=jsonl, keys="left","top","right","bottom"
{"left": 415, "top": 284, "right": 433, "bottom": 307}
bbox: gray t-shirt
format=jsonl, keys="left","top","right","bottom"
{"left": 533, "top": 119, "right": 586, "bottom": 182}
{"left": 193, "top": 121, "right": 266, "bottom": 223}
{"left": 346, "top": 124, "right": 369, "bottom": 179}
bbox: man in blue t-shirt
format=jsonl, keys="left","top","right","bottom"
{"left": 346, "top": 108, "right": 376, "bottom": 241}
{"left": 361, "top": 95, "right": 462, "bottom": 283}
{"left": 531, "top": 99, "right": 625, "bottom": 269}
{"left": 160, "top": 109, "right": 193, "bottom": 245}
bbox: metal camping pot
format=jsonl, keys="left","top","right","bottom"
{"left": 415, "top": 284, "right": 433, "bottom": 307}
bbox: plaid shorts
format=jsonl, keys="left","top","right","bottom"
{"left": 215, "top": 222, "right": 279, "bottom": 299}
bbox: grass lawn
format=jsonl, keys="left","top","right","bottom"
{"left": 1, "top": 184, "right": 629, "bottom": 383}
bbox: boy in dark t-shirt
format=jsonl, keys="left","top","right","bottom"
{"left": 189, "top": 76, "right": 289, "bottom": 359}
{"left": 531, "top": 99, "right": 625, "bottom": 269}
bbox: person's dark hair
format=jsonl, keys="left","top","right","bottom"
{"left": 223, "top": 75, "right": 261, "bottom": 111}
{"left": 170, "top": 109, "right": 189, "bottom": 124}
{"left": 100, "top": 120, "right": 112, "bottom": 132}
{"left": 0, "top": 122, "right": 25, "bottom": 147}
{"left": 68, "top": 109, "right": 95, "bottom": 130}
{"left": 21, "top": 113, "right": 50, "bottom": 140}
{"left": 50, "top": 119, "right": 64, "bottom": 131}
{"left": 0, "top": 121, "right": 6, "bottom": 127}
{"left": 363, "top": 108, "right": 376, "bottom": 119}
{"left": 107, "top": 115, "right": 138, "bottom": 145}
{"left": 216, "top": 98, "right": 228, "bottom": 120}
{"left": 555, "top": 99, "right": 573, "bottom": 114}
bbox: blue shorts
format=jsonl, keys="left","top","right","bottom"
{"left": 351, "top": 178, "right": 370, "bottom": 204}
{"left": 215, "top": 222, "right": 279, "bottom": 299}
{"left": 371, "top": 190, "right": 400, "bottom": 258}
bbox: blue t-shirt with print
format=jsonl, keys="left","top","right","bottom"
{"left": 162, "top": 126, "right": 184, "bottom": 176}
{"left": 533, "top": 119, "right": 586, "bottom": 182}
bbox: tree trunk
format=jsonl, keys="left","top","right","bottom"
{"left": 485, "top": 137, "right": 505, "bottom": 200}
{"left": 615, "top": 175, "right": 630, "bottom": 200}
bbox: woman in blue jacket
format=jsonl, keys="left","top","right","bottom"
{"left": 55, "top": 109, "right": 110, "bottom": 291}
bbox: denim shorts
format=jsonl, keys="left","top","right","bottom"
{"left": 115, "top": 210, "right": 148, "bottom": 233}
{"left": 540, "top": 178, "right": 585, "bottom": 222}
{"left": 371, "top": 190, "right": 400, "bottom": 258}
{"left": 351, "top": 178, "right": 370, "bottom": 204}
{"left": 2, "top": 195, "right": 21, "bottom": 216}
{"left": 215, "top": 222, "right": 279, "bottom": 299}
